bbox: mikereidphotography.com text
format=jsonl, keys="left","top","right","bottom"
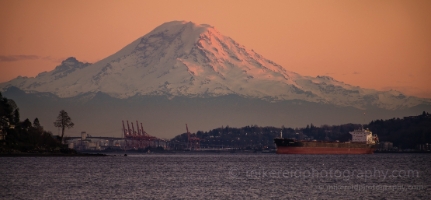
{"left": 228, "top": 167, "right": 420, "bottom": 182}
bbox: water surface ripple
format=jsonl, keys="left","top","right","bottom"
{"left": 1, "top": 154, "right": 430, "bottom": 199}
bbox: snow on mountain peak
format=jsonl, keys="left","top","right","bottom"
{"left": 52, "top": 57, "right": 91, "bottom": 74}
{"left": 150, "top": 21, "right": 214, "bottom": 37}
{"left": 0, "top": 21, "right": 429, "bottom": 110}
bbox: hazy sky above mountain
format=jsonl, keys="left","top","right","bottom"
{"left": 1, "top": 0, "right": 430, "bottom": 98}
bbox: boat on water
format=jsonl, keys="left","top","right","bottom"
{"left": 274, "top": 128, "right": 379, "bottom": 154}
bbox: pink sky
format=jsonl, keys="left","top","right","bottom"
{"left": 1, "top": 0, "right": 430, "bottom": 98}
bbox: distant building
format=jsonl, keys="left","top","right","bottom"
{"left": 0, "top": 130, "right": 6, "bottom": 140}
{"left": 379, "top": 141, "right": 393, "bottom": 150}
{"left": 416, "top": 143, "right": 430, "bottom": 151}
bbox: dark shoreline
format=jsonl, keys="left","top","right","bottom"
{"left": 374, "top": 151, "right": 431, "bottom": 154}
{"left": 0, "top": 153, "right": 107, "bottom": 157}
{"left": 2, "top": 151, "right": 429, "bottom": 157}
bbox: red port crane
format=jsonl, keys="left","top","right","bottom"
{"left": 122, "top": 120, "right": 161, "bottom": 150}
{"left": 186, "top": 124, "right": 200, "bottom": 150}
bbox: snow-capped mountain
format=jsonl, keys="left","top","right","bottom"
{"left": 1, "top": 21, "right": 429, "bottom": 110}
{"left": 2, "top": 21, "right": 431, "bottom": 137}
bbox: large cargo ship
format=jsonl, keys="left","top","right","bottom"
{"left": 274, "top": 128, "right": 379, "bottom": 154}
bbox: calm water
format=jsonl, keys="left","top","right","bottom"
{"left": 1, "top": 153, "right": 430, "bottom": 199}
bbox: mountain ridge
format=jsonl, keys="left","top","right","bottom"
{"left": 3, "top": 86, "right": 429, "bottom": 138}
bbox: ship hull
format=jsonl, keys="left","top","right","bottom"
{"left": 274, "top": 138, "right": 376, "bottom": 154}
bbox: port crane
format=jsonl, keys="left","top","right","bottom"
{"left": 122, "top": 120, "right": 162, "bottom": 150}
{"left": 186, "top": 124, "right": 200, "bottom": 150}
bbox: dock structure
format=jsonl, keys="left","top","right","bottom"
{"left": 122, "top": 120, "right": 166, "bottom": 150}
{"left": 65, "top": 121, "right": 167, "bottom": 151}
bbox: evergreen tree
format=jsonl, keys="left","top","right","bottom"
{"left": 13, "top": 108, "right": 20, "bottom": 124}
{"left": 22, "top": 118, "right": 32, "bottom": 129}
{"left": 33, "top": 118, "right": 41, "bottom": 128}
{"left": 53, "top": 110, "right": 74, "bottom": 143}
{"left": 0, "top": 96, "right": 13, "bottom": 123}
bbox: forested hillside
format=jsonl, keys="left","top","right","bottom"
{"left": 170, "top": 112, "right": 431, "bottom": 150}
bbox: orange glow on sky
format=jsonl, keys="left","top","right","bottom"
{"left": 1, "top": 0, "right": 430, "bottom": 98}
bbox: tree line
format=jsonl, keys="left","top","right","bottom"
{"left": 170, "top": 112, "right": 431, "bottom": 150}
{"left": 0, "top": 92, "right": 75, "bottom": 154}
{"left": 367, "top": 111, "right": 431, "bottom": 149}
